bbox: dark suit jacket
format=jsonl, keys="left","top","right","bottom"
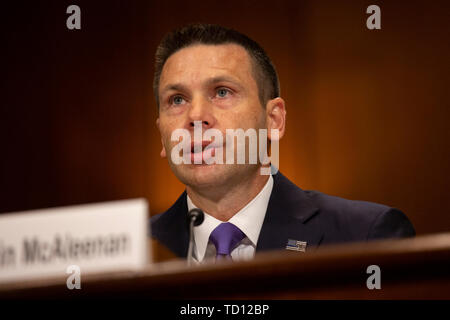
{"left": 150, "top": 172, "right": 415, "bottom": 258}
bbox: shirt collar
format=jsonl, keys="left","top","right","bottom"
{"left": 187, "top": 174, "right": 274, "bottom": 262}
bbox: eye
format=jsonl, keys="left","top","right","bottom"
{"left": 216, "top": 88, "right": 230, "bottom": 98}
{"left": 171, "top": 95, "right": 186, "bottom": 105}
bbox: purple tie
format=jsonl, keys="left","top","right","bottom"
{"left": 209, "top": 223, "right": 245, "bottom": 260}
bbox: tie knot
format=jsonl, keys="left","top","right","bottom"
{"left": 209, "top": 223, "right": 245, "bottom": 257}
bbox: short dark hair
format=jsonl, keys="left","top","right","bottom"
{"left": 153, "top": 23, "right": 280, "bottom": 107}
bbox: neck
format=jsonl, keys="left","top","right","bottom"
{"left": 186, "top": 166, "right": 270, "bottom": 221}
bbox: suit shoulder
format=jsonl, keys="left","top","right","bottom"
{"left": 150, "top": 192, "right": 187, "bottom": 235}
{"left": 149, "top": 208, "right": 172, "bottom": 231}
{"left": 303, "top": 190, "right": 414, "bottom": 241}
{"left": 149, "top": 211, "right": 164, "bottom": 225}
{"left": 148, "top": 192, "right": 189, "bottom": 258}
{"left": 305, "top": 190, "right": 390, "bottom": 219}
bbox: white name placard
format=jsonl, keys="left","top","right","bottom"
{"left": 0, "top": 198, "right": 149, "bottom": 284}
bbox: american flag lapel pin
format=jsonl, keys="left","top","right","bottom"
{"left": 286, "top": 239, "right": 307, "bottom": 252}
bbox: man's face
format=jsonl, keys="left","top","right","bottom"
{"left": 156, "top": 44, "right": 267, "bottom": 190}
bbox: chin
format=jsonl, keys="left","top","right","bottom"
{"left": 173, "top": 164, "right": 234, "bottom": 189}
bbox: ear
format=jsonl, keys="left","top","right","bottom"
{"left": 160, "top": 142, "right": 167, "bottom": 158}
{"left": 265, "top": 97, "right": 286, "bottom": 140}
{"left": 156, "top": 118, "right": 167, "bottom": 158}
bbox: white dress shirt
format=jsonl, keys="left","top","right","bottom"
{"left": 187, "top": 174, "right": 274, "bottom": 263}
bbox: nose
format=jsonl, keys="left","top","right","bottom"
{"left": 187, "top": 95, "right": 216, "bottom": 130}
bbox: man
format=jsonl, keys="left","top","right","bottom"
{"left": 150, "top": 24, "right": 415, "bottom": 263}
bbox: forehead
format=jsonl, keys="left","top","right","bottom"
{"left": 159, "top": 43, "right": 255, "bottom": 89}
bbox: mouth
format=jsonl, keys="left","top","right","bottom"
{"left": 189, "top": 140, "right": 222, "bottom": 164}
{"left": 191, "top": 140, "right": 212, "bottom": 154}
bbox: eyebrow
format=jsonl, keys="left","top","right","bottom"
{"left": 160, "top": 83, "right": 189, "bottom": 96}
{"left": 160, "top": 75, "right": 244, "bottom": 96}
{"left": 205, "top": 75, "right": 242, "bottom": 88}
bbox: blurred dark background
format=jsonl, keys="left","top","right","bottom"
{"left": 1, "top": 0, "right": 449, "bottom": 235}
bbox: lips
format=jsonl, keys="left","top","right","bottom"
{"left": 189, "top": 140, "right": 222, "bottom": 164}
{"left": 191, "top": 141, "right": 213, "bottom": 154}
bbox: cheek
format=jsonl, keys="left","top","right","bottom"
{"left": 159, "top": 121, "right": 176, "bottom": 144}
{"left": 227, "top": 108, "right": 265, "bottom": 130}
{"left": 219, "top": 99, "right": 261, "bottom": 126}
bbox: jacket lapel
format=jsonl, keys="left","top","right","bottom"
{"left": 256, "top": 172, "right": 323, "bottom": 253}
